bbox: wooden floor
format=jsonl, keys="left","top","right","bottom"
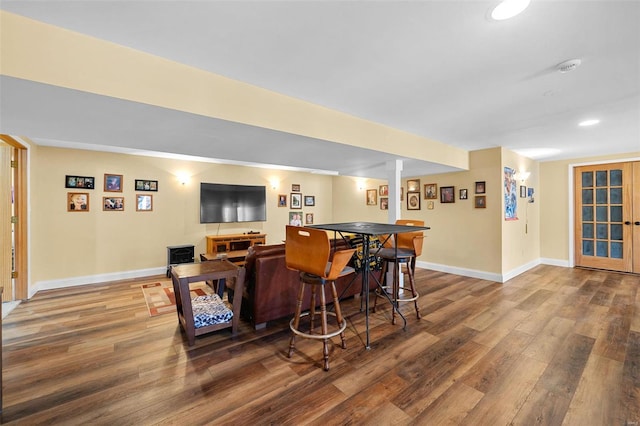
{"left": 1, "top": 265, "right": 639, "bottom": 425}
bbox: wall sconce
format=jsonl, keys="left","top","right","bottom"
{"left": 517, "top": 171, "right": 530, "bottom": 183}
{"left": 269, "top": 178, "right": 279, "bottom": 190}
{"left": 176, "top": 172, "right": 190, "bottom": 186}
{"left": 356, "top": 179, "right": 366, "bottom": 191}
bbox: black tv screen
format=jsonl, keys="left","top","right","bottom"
{"left": 200, "top": 183, "right": 267, "bottom": 223}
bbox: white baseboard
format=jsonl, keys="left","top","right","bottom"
{"left": 30, "top": 266, "right": 166, "bottom": 298}
{"left": 417, "top": 258, "right": 565, "bottom": 284}
{"left": 416, "top": 260, "right": 503, "bottom": 283}
{"left": 540, "top": 257, "right": 571, "bottom": 267}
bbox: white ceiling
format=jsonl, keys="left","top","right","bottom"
{"left": 1, "top": 0, "right": 639, "bottom": 178}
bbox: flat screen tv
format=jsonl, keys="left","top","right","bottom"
{"left": 200, "top": 182, "right": 267, "bottom": 223}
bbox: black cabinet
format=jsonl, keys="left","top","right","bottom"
{"left": 166, "top": 245, "right": 195, "bottom": 277}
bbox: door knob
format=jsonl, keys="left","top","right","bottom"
{"left": 624, "top": 221, "right": 631, "bottom": 225}
{"left": 635, "top": 221, "right": 640, "bottom": 225}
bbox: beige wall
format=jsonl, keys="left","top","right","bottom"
{"left": 540, "top": 151, "right": 640, "bottom": 263}
{"left": 31, "top": 147, "right": 334, "bottom": 284}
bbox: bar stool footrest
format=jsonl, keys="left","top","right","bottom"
{"left": 290, "top": 311, "right": 347, "bottom": 340}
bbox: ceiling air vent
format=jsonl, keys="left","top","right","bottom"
{"left": 557, "top": 59, "right": 582, "bottom": 73}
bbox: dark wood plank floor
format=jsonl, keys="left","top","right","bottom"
{"left": 1, "top": 265, "right": 639, "bottom": 425}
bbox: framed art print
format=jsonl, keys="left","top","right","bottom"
{"left": 366, "top": 189, "right": 377, "bottom": 206}
{"left": 424, "top": 183, "right": 437, "bottom": 199}
{"left": 103, "top": 196, "right": 124, "bottom": 211}
{"left": 407, "top": 179, "right": 420, "bottom": 193}
{"left": 104, "top": 174, "right": 123, "bottom": 192}
{"left": 290, "top": 193, "right": 302, "bottom": 209}
{"left": 136, "top": 194, "right": 153, "bottom": 211}
{"left": 135, "top": 179, "right": 158, "bottom": 191}
{"left": 68, "top": 192, "right": 89, "bottom": 212}
{"left": 440, "top": 186, "right": 455, "bottom": 203}
{"left": 304, "top": 195, "right": 315, "bottom": 206}
{"left": 407, "top": 191, "right": 421, "bottom": 210}
{"left": 66, "top": 175, "right": 95, "bottom": 189}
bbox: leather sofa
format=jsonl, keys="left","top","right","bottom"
{"left": 237, "top": 240, "right": 379, "bottom": 329}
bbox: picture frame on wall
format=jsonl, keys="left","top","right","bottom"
{"left": 520, "top": 185, "right": 527, "bottom": 198}
{"left": 305, "top": 213, "right": 314, "bottom": 225}
{"left": 379, "top": 185, "right": 388, "bottom": 196}
{"left": 291, "top": 184, "right": 301, "bottom": 192}
{"left": 289, "top": 211, "right": 303, "bottom": 226}
{"left": 475, "top": 181, "right": 486, "bottom": 194}
{"left": 380, "top": 197, "right": 388, "bottom": 210}
{"left": 407, "top": 191, "right": 421, "bottom": 210}
{"left": 366, "top": 189, "right": 377, "bottom": 206}
{"left": 65, "top": 175, "right": 95, "bottom": 189}
{"left": 290, "top": 193, "right": 302, "bottom": 209}
{"left": 440, "top": 186, "right": 455, "bottom": 203}
{"left": 304, "top": 195, "right": 315, "bottom": 206}
{"left": 407, "top": 179, "right": 420, "bottom": 192}
{"left": 424, "top": 183, "right": 437, "bottom": 199}
{"left": 104, "top": 174, "right": 123, "bottom": 192}
{"left": 68, "top": 192, "right": 90, "bottom": 212}
{"left": 103, "top": 196, "right": 124, "bottom": 211}
{"left": 136, "top": 194, "right": 153, "bottom": 211}
{"left": 427, "top": 201, "right": 435, "bottom": 210}
{"left": 475, "top": 195, "right": 486, "bottom": 208}
{"left": 135, "top": 179, "right": 158, "bottom": 192}
{"left": 278, "top": 194, "right": 287, "bottom": 207}
{"left": 459, "top": 188, "right": 468, "bottom": 200}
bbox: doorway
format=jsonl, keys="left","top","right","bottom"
{"left": 0, "top": 135, "right": 28, "bottom": 301}
{"left": 574, "top": 161, "right": 640, "bottom": 273}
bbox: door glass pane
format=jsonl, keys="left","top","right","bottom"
{"left": 610, "top": 169, "right": 622, "bottom": 186}
{"left": 596, "top": 171, "right": 608, "bottom": 187}
{"left": 596, "top": 241, "right": 608, "bottom": 257}
{"left": 582, "top": 189, "right": 593, "bottom": 204}
{"left": 582, "top": 171, "right": 593, "bottom": 187}
{"left": 596, "top": 188, "right": 608, "bottom": 204}
{"left": 582, "top": 206, "right": 593, "bottom": 221}
{"left": 611, "top": 242, "right": 623, "bottom": 259}
{"left": 582, "top": 240, "right": 594, "bottom": 256}
{"left": 596, "top": 224, "right": 608, "bottom": 239}
{"left": 583, "top": 223, "right": 594, "bottom": 238}
{"left": 596, "top": 206, "right": 608, "bottom": 222}
{"left": 610, "top": 188, "right": 622, "bottom": 204}
{"left": 610, "top": 206, "right": 622, "bottom": 222}
{"left": 611, "top": 224, "right": 623, "bottom": 240}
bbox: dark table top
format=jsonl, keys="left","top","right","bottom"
{"left": 308, "top": 221, "right": 429, "bottom": 236}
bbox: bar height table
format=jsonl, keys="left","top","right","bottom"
{"left": 308, "top": 222, "right": 430, "bottom": 349}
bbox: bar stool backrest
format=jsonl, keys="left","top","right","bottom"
{"left": 383, "top": 219, "right": 425, "bottom": 256}
{"left": 285, "top": 226, "right": 331, "bottom": 277}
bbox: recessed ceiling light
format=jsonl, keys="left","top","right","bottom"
{"left": 579, "top": 119, "right": 600, "bottom": 127}
{"left": 491, "top": 0, "right": 531, "bottom": 20}
{"left": 557, "top": 59, "right": 582, "bottom": 73}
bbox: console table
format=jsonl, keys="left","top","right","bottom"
{"left": 206, "top": 233, "right": 266, "bottom": 265}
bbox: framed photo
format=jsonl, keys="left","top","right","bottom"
{"left": 407, "top": 179, "right": 420, "bottom": 192}
{"left": 427, "top": 201, "right": 435, "bottom": 210}
{"left": 459, "top": 188, "right": 468, "bottom": 200}
{"left": 475, "top": 195, "right": 486, "bottom": 208}
{"left": 289, "top": 211, "right": 303, "bottom": 226}
{"left": 366, "top": 189, "right": 378, "bottom": 206}
{"left": 379, "top": 185, "right": 388, "bottom": 196}
{"left": 475, "top": 181, "right": 486, "bottom": 194}
{"left": 401, "top": 187, "right": 404, "bottom": 201}
{"left": 135, "top": 179, "right": 158, "bottom": 192}
{"left": 527, "top": 187, "right": 535, "bottom": 203}
{"left": 104, "top": 174, "right": 123, "bottom": 192}
{"left": 380, "top": 197, "right": 388, "bottom": 210}
{"left": 68, "top": 192, "right": 90, "bottom": 212}
{"left": 305, "top": 213, "right": 314, "bottom": 225}
{"left": 304, "top": 195, "right": 315, "bottom": 206}
{"left": 291, "top": 184, "right": 301, "bottom": 192}
{"left": 103, "top": 196, "right": 124, "bottom": 211}
{"left": 278, "top": 194, "right": 287, "bottom": 207}
{"left": 65, "top": 175, "right": 95, "bottom": 189}
{"left": 520, "top": 185, "right": 527, "bottom": 198}
{"left": 424, "top": 183, "right": 437, "bottom": 199}
{"left": 136, "top": 194, "right": 153, "bottom": 211}
{"left": 407, "top": 191, "right": 421, "bottom": 210}
{"left": 440, "top": 186, "right": 455, "bottom": 203}
{"left": 290, "top": 193, "right": 302, "bottom": 209}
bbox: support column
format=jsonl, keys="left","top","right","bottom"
{"left": 386, "top": 159, "right": 403, "bottom": 223}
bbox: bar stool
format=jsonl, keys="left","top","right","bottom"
{"left": 373, "top": 219, "right": 425, "bottom": 325}
{"left": 285, "top": 226, "right": 356, "bottom": 371}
